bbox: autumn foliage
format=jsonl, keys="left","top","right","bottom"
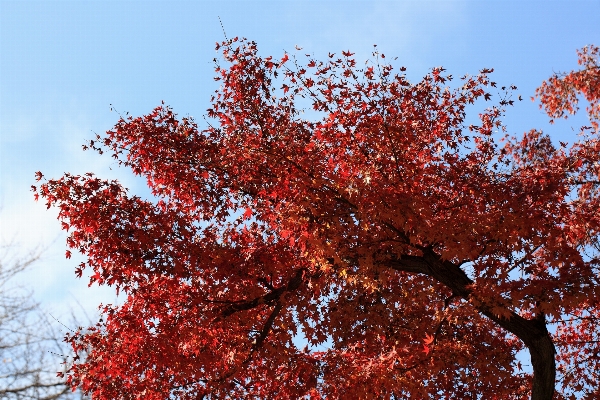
{"left": 34, "top": 41, "right": 599, "bottom": 399}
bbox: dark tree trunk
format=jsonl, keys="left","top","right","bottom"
{"left": 390, "top": 251, "right": 557, "bottom": 400}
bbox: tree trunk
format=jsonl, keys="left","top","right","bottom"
{"left": 391, "top": 251, "right": 557, "bottom": 399}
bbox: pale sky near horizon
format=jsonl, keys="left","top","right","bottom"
{"left": 1, "top": 0, "right": 599, "bottom": 359}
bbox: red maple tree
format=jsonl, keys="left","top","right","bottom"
{"left": 34, "top": 40, "right": 599, "bottom": 399}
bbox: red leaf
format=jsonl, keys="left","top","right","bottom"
{"left": 424, "top": 333, "right": 434, "bottom": 345}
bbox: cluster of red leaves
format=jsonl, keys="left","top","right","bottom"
{"left": 33, "top": 39, "right": 600, "bottom": 399}
{"left": 536, "top": 45, "right": 600, "bottom": 132}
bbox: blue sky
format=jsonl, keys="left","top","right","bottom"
{"left": 1, "top": 0, "right": 599, "bottom": 343}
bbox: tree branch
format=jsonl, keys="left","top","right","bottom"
{"left": 388, "top": 249, "right": 556, "bottom": 400}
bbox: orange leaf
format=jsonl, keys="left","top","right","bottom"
{"left": 424, "top": 333, "right": 434, "bottom": 345}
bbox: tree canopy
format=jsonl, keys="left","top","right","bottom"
{"left": 34, "top": 40, "right": 599, "bottom": 399}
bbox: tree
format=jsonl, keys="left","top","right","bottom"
{"left": 0, "top": 244, "right": 82, "bottom": 399}
{"left": 33, "top": 40, "right": 599, "bottom": 399}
